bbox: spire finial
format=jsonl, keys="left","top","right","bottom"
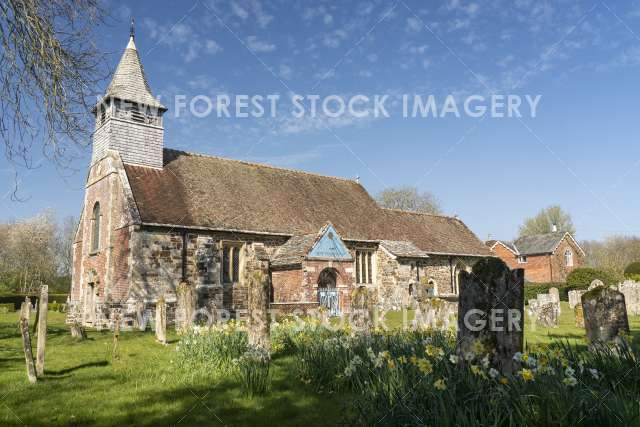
{"left": 130, "top": 17, "right": 135, "bottom": 39}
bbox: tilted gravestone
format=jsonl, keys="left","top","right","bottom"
{"left": 568, "top": 290, "right": 587, "bottom": 309}
{"left": 155, "top": 297, "right": 167, "bottom": 345}
{"left": 618, "top": 280, "right": 640, "bottom": 316}
{"left": 582, "top": 287, "right": 630, "bottom": 347}
{"left": 457, "top": 258, "right": 524, "bottom": 374}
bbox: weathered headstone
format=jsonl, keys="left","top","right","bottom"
{"left": 112, "top": 310, "right": 121, "bottom": 360}
{"left": 588, "top": 279, "right": 604, "bottom": 291}
{"left": 457, "top": 258, "right": 524, "bottom": 374}
{"left": 582, "top": 287, "right": 630, "bottom": 347}
{"left": 414, "top": 298, "right": 455, "bottom": 330}
{"left": 618, "top": 280, "right": 640, "bottom": 316}
{"left": 175, "top": 280, "right": 197, "bottom": 332}
{"left": 574, "top": 305, "right": 585, "bottom": 328}
{"left": 19, "top": 302, "right": 37, "bottom": 384}
{"left": 155, "top": 297, "right": 167, "bottom": 345}
{"left": 36, "top": 285, "right": 48, "bottom": 377}
{"left": 247, "top": 268, "right": 270, "bottom": 350}
{"left": 350, "top": 286, "right": 371, "bottom": 329}
{"left": 537, "top": 302, "right": 558, "bottom": 327}
{"left": 134, "top": 300, "right": 147, "bottom": 331}
{"left": 548, "top": 287, "right": 561, "bottom": 314}
{"left": 568, "top": 290, "right": 587, "bottom": 309}
{"left": 70, "top": 321, "right": 86, "bottom": 339}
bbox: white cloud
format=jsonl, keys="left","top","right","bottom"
{"left": 406, "top": 17, "right": 422, "bottom": 33}
{"left": 205, "top": 40, "right": 222, "bottom": 54}
{"left": 323, "top": 29, "right": 348, "bottom": 48}
{"left": 247, "top": 35, "right": 276, "bottom": 52}
{"left": 279, "top": 64, "right": 293, "bottom": 79}
{"left": 231, "top": 1, "right": 249, "bottom": 19}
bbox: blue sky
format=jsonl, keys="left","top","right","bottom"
{"left": 2, "top": 0, "right": 640, "bottom": 241}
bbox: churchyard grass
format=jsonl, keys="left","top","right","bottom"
{"left": 1, "top": 307, "right": 639, "bottom": 426}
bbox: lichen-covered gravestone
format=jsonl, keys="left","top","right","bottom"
{"left": 247, "top": 268, "right": 270, "bottom": 350}
{"left": 175, "top": 281, "right": 197, "bottom": 332}
{"left": 582, "top": 287, "right": 630, "bottom": 347}
{"left": 537, "top": 302, "right": 558, "bottom": 327}
{"left": 457, "top": 258, "right": 524, "bottom": 374}
{"left": 350, "top": 286, "right": 371, "bottom": 329}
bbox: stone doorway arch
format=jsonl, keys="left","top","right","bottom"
{"left": 317, "top": 268, "right": 340, "bottom": 316}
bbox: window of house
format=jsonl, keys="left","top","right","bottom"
{"left": 564, "top": 249, "right": 573, "bottom": 267}
{"left": 517, "top": 255, "right": 528, "bottom": 264}
{"left": 91, "top": 202, "right": 100, "bottom": 253}
{"left": 355, "top": 250, "right": 374, "bottom": 284}
{"left": 222, "top": 243, "right": 242, "bottom": 284}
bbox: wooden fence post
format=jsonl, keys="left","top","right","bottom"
{"left": 19, "top": 302, "right": 37, "bottom": 384}
{"left": 36, "top": 285, "right": 48, "bottom": 377}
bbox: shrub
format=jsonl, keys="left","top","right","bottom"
{"left": 232, "top": 346, "right": 271, "bottom": 396}
{"left": 624, "top": 262, "right": 640, "bottom": 278}
{"left": 566, "top": 268, "right": 621, "bottom": 289}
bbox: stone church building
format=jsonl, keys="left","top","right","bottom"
{"left": 69, "top": 34, "right": 491, "bottom": 327}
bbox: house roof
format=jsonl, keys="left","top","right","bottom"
{"left": 513, "top": 232, "right": 570, "bottom": 255}
{"left": 380, "top": 240, "right": 430, "bottom": 258}
{"left": 124, "top": 149, "right": 491, "bottom": 257}
{"left": 270, "top": 234, "right": 316, "bottom": 267}
{"left": 488, "top": 232, "right": 583, "bottom": 256}
{"left": 101, "top": 37, "right": 166, "bottom": 110}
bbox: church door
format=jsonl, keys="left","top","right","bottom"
{"left": 317, "top": 268, "right": 340, "bottom": 316}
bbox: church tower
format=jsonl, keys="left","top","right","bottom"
{"left": 92, "top": 26, "right": 166, "bottom": 169}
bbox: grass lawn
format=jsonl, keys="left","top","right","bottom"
{"left": 1, "top": 304, "right": 638, "bottom": 426}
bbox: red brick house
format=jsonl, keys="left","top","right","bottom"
{"left": 486, "top": 231, "right": 585, "bottom": 283}
{"left": 68, "top": 34, "right": 492, "bottom": 327}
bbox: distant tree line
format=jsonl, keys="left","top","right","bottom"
{"left": 0, "top": 209, "right": 77, "bottom": 294}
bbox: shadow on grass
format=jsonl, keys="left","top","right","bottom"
{"left": 46, "top": 360, "right": 109, "bottom": 377}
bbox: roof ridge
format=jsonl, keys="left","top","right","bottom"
{"left": 164, "top": 148, "right": 360, "bottom": 183}
{"left": 379, "top": 206, "right": 458, "bottom": 220}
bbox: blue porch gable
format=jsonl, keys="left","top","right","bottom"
{"left": 307, "top": 224, "right": 352, "bottom": 260}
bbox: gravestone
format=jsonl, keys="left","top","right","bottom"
{"left": 537, "top": 302, "right": 558, "bottom": 327}
{"left": 155, "top": 297, "right": 167, "bottom": 345}
{"left": 247, "top": 267, "right": 270, "bottom": 350}
{"left": 568, "top": 290, "right": 587, "bottom": 309}
{"left": 588, "top": 279, "right": 604, "bottom": 291}
{"left": 414, "top": 298, "right": 456, "bottom": 330}
{"left": 574, "top": 305, "right": 585, "bottom": 328}
{"left": 618, "top": 280, "right": 640, "bottom": 316}
{"left": 350, "top": 286, "right": 372, "bottom": 329}
{"left": 175, "top": 281, "right": 197, "bottom": 332}
{"left": 582, "top": 287, "right": 630, "bottom": 347}
{"left": 36, "top": 285, "right": 48, "bottom": 377}
{"left": 457, "top": 258, "right": 524, "bottom": 374}
{"left": 549, "top": 287, "right": 561, "bottom": 314}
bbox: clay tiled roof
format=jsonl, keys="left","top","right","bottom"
{"left": 270, "top": 234, "right": 316, "bottom": 267}
{"left": 102, "top": 37, "right": 166, "bottom": 110}
{"left": 124, "top": 149, "right": 491, "bottom": 257}
{"left": 380, "top": 240, "right": 430, "bottom": 258}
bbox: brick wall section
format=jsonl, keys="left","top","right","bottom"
{"left": 549, "top": 237, "right": 583, "bottom": 282}
{"left": 491, "top": 244, "right": 520, "bottom": 270}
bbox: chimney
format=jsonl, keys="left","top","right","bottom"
{"left": 552, "top": 223, "right": 558, "bottom": 233}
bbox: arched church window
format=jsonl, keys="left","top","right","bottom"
{"left": 91, "top": 202, "right": 100, "bottom": 253}
{"left": 564, "top": 249, "right": 573, "bottom": 267}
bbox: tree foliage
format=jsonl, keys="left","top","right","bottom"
{"left": 518, "top": 205, "right": 575, "bottom": 237}
{"left": 0, "top": 0, "right": 106, "bottom": 197}
{"left": 376, "top": 186, "right": 442, "bottom": 214}
{"left": 0, "top": 210, "right": 76, "bottom": 293}
{"left": 581, "top": 236, "right": 640, "bottom": 275}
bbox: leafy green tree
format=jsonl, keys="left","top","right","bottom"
{"left": 518, "top": 205, "right": 575, "bottom": 237}
{"left": 376, "top": 186, "right": 441, "bottom": 214}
